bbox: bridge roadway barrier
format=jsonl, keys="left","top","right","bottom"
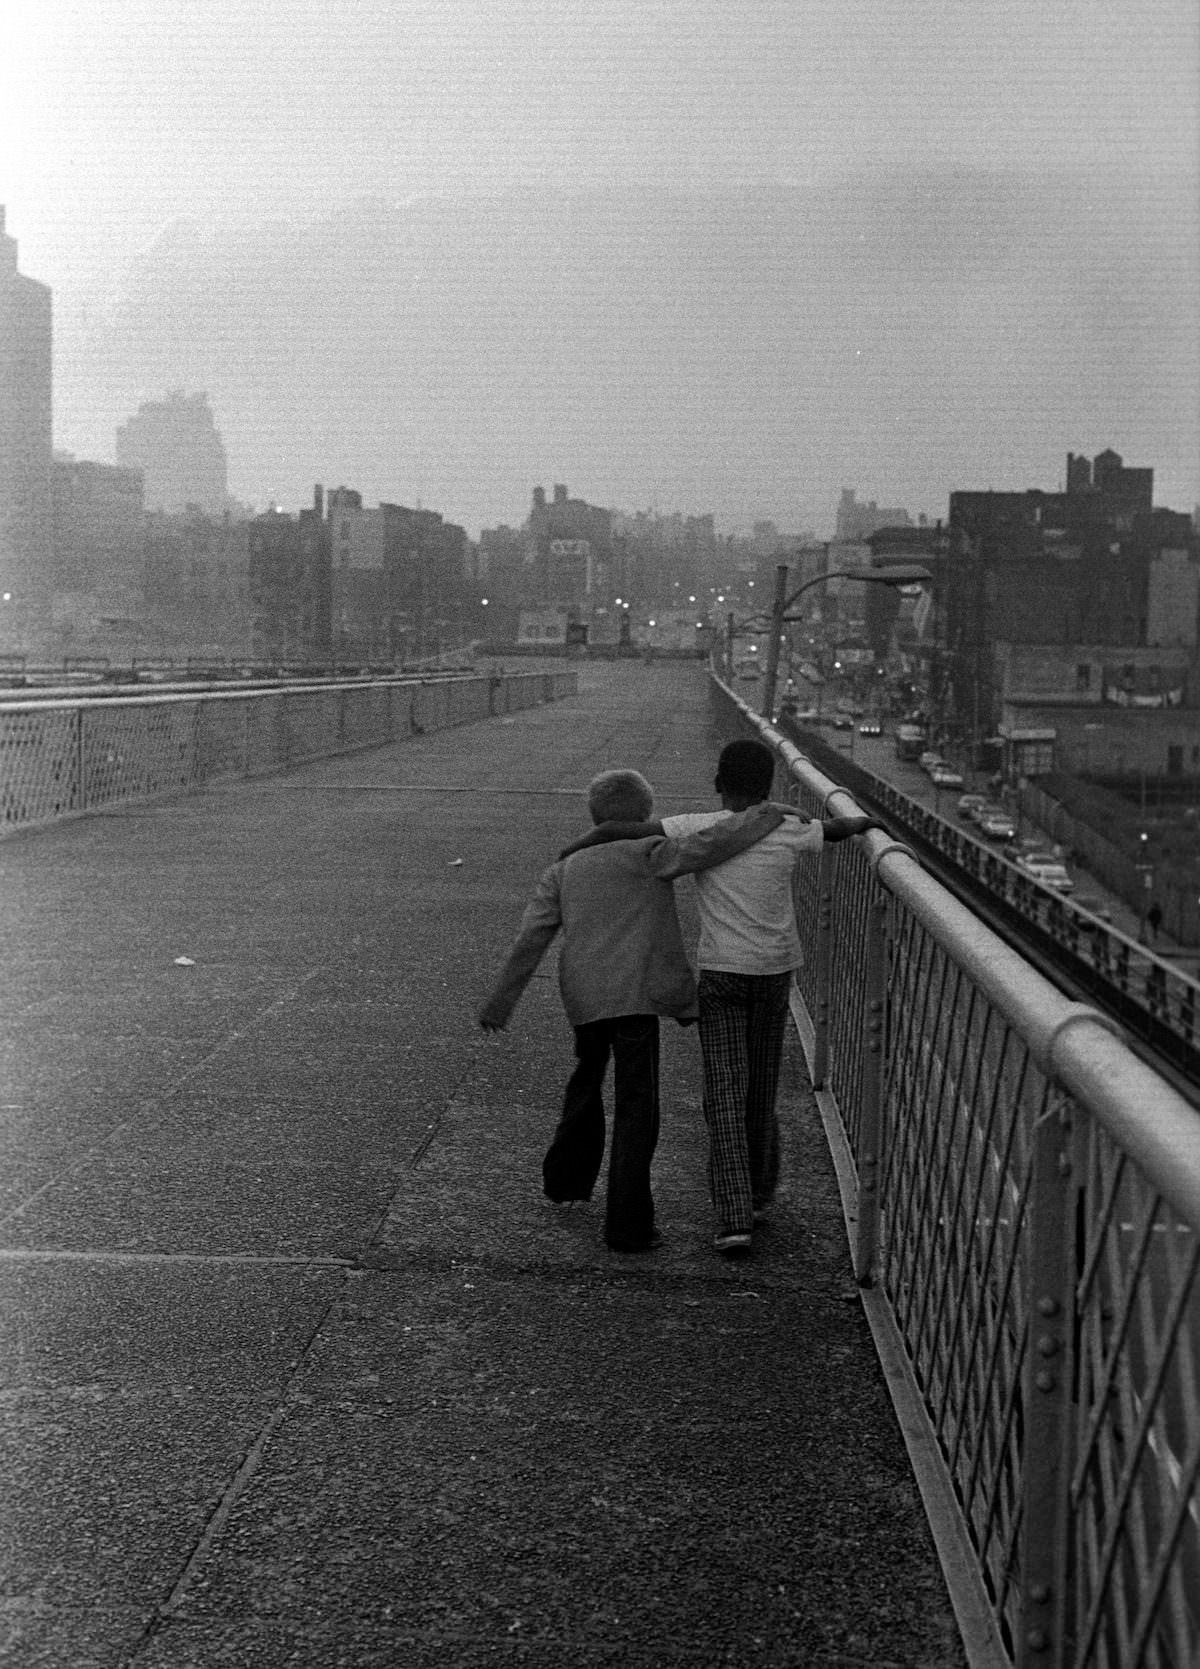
{"left": 715, "top": 674, "right": 1200, "bottom": 1669}
{"left": 0, "top": 668, "right": 577, "bottom": 838}
{"left": 0, "top": 659, "right": 965, "bottom": 1668}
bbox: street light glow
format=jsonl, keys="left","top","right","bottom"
{"left": 751, "top": 558, "right": 934, "bottom": 719}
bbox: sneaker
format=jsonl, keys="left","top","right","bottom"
{"left": 713, "top": 1230, "right": 752, "bottom": 1254}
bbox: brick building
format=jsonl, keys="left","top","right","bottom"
{"left": 528, "top": 484, "right": 615, "bottom": 608}
{"left": 248, "top": 489, "right": 332, "bottom": 661}
{"left": 941, "top": 451, "right": 1199, "bottom": 779}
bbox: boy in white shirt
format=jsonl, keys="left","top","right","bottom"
{"left": 565, "top": 738, "right": 882, "bottom": 1252}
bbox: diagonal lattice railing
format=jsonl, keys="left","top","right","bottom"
{"left": 0, "top": 671, "right": 576, "bottom": 836}
{"left": 712, "top": 675, "right": 1200, "bottom": 1669}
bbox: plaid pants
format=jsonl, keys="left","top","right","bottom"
{"left": 698, "top": 970, "right": 792, "bottom": 1235}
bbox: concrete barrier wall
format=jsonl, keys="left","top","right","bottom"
{"left": 0, "top": 671, "right": 578, "bottom": 836}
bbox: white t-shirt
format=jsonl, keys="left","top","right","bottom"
{"left": 660, "top": 809, "right": 824, "bottom": 974}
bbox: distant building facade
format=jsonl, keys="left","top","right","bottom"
{"left": 142, "top": 508, "right": 252, "bottom": 656}
{"left": 51, "top": 455, "right": 145, "bottom": 598}
{"left": 836, "top": 489, "right": 912, "bottom": 542}
{"left": 0, "top": 207, "right": 53, "bottom": 646}
{"left": 116, "top": 391, "right": 229, "bottom": 515}
{"left": 248, "top": 488, "right": 332, "bottom": 661}
{"left": 269, "top": 486, "right": 473, "bottom": 663}
{"left": 528, "top": 484, "right": 614, "bottom": 609}
{"left": 941, "top": 451, "right": 1199, "bottom": 778}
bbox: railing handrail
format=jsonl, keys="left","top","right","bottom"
{"left": 0, "top": 668, "right": 550, "bottom": 718}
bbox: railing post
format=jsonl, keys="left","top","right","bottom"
{"left": 811, "top": 847, "right": 833, "bottom": 1088}
{"left": 1017, "top": 1093, "right": 1076, "bottom": 1669}
{"left": 853, "top": 894, "right": 887, "bottom": 1285}
{"left": 75, "top": 707, "right": 86, "bottom": 813}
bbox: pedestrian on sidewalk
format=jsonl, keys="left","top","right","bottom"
{"left": 1146, "top": 900, "right": 1163, "bottom": 944}
{"left": 477, "top": 768, "right": 785, "bottom": 1254}
{"left": 562, "top": 739, "right": 884, "bottom": 1254}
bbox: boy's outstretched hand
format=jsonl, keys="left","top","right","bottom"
{"left": 822, "top": 813, "right": 889, "bottom": 842}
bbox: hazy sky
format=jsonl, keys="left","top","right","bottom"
{"left": 2, "top": 0, "right": 1198, "bottom": 529}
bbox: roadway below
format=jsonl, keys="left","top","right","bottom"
{"left": 824, "top": 726, "right": 1200, "bottom": 982}
{"left": 0, "top": 661, "right": 966, "bottom": 1668}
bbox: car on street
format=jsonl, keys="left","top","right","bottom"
{"left": 1073, "top": 894, "right": 1114, "bottom": 925}
{"left": 978, "top": 809, "right": 1017, "bottom": 840}
{"left": 1015, "top": 854, "right": 1075, "bottom": 892}
{"left": 1004, "top": 836, "right": 1067, "bottom": 863}
{"left": 918, "top": 750, "right": 943, "bottom": 771}
{"left": 930, "top": 766, "right": 965, "bottom": 789}
{"left": 832, "top": 712, "right": 854, "bottom": 729}
{"left": 957, "top": 793, "right": 989, "bottom": 821}
{"left": 858, "top": 718, "right": 882, "bottom": 736}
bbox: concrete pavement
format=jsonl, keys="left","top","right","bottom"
{"left": 0, "top": 660, "right": 966, "bottom": 1667}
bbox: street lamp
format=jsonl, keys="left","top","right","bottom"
{"left": 760, "top": 560, "right": 933, "bottom": 719}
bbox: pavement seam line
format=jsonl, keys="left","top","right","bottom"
{"left": 0, "top": 967, "right": 326, "bottom": 1231}
{"left": 0, "top": 1247, "right": 354, "bottom": 1266}
{"left": 351, "top": 1071, "right": 482, "bottom": 1257}
{"left": 120, "top": 1275, "right": 352, "bottom": 1665}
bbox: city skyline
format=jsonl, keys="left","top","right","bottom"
{"left": 2, "top": 1, "right": 1198, "bottom": 533}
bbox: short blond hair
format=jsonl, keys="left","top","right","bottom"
{"left": 587, "top": 769, "right": 654, "bottom": 824}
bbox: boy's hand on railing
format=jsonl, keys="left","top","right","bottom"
{"left": 822, "top": 813, "right": 890, "bottom": 843}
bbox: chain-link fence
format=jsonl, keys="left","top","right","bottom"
{"left": 1, "top": 671, "right": 577, "bottom": 836}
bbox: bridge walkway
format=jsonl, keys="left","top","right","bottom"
{"left": 0, "top": 659, "right": 966, "bottom": 1668}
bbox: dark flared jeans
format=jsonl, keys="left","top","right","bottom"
{"left": 542, "top": 1014, "right": 661, "bottom": 1250}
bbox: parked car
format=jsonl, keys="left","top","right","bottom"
{"left": 918, "top": 750, "right": 944, "bottom": 771}
{"left": 978, "top": 809, "right": 1017, "bottom": 840}
{"left": 1016, "top": 854, "right": 1075, "bottom": 892}
{"left": 1073, "top": 894, "right": 1114, "bottom": 925}
{"left": 930, "top": 766, "right": 965, "bottom": 789}
{"left": 858, "top": 718, "right": 883, "bottom": 736}
{"left": 832, "top": 712, "right": 854, "bottom": 730}
{"left": 1005, "top": 837, "right": 1067, "bottom": 864}
{"left": 957, "top": 793, "right": 989, "bottom": 821}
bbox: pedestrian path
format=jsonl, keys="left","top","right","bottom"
{"left": 0, "top": 660, "right": 966, "bottom": 1667}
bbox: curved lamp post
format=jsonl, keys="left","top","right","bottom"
{"left": 759, "top": 560, "right": 933, "bottom": 720}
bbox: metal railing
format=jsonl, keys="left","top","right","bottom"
{"left": 775, "top": 720, "right": 1199, "bottom": 1079}
{"left": 713, "top": 674, "right": 1200, "bottom": 1669}
{"left": 0, "top": 670, "right": 578, "bottom": 836}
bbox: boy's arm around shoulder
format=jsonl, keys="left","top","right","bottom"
{"left": 649, "top": 802, "right": 789, "bottom": 879}
{"left": 477, "top": 862, "right": 564, "bottom": 1030}
{"left": 557, "top": 819, "right": 662, "bottom": 860}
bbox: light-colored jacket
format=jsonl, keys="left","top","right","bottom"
{"left": 479, "top": 810, "right": 779, "bottom": 1028}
